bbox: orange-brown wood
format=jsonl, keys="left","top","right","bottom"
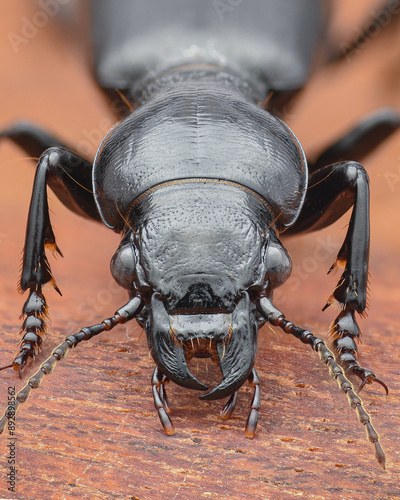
{"left": 1, "top": 1, "right": 400, "bottom": 499}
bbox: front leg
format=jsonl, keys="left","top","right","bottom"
{"left": 0, "top": 144, "right": 100, "bottom": 374}
{"left": 287, "top": 161, "right": 387, "bottom": 393}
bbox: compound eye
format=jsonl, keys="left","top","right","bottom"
{"left": 265, "top": 242, "right": 292, "bottom": 289}
{"left": 110, "top": 242, "right": 137, "bottom": 290}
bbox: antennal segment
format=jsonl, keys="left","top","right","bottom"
{"left": 258, "top": 297, "right": 386, "bottom": 470}
{"left": 0, "top": 296, "right": 142, "bottom": 433}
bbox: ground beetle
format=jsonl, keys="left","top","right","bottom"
{"left": 1, "top": 0, "right": 400, "bottom": 469}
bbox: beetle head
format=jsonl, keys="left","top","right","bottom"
{"left": 110, "top": 184, "right": 292, "bottom": 399}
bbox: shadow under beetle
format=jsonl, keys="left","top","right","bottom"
{"left": 1, "top": 0, "right": 400, "bottom": 469}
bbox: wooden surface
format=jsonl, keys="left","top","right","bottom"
{"left": 0, "top": 1, "right": 400, "bottom": 499}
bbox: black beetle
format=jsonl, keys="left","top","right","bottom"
{"left": 1, "top": 0, "right": 399, "bottom": 470}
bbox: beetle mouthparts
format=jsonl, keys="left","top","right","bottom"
{"left": 149, "top": 294, "right": 208, "bottom": 390}
{"left": 147, "top": 293, "right": 258, "bottom": 399}
{"left": 200, "top": 294, "right": 257, "bottom": 400}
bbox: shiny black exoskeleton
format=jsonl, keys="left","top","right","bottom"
{"left": 1, "top": 0, "right": 400, "bottom": 469}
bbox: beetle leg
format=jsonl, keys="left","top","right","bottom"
{"left": 287, "top": 161, "right": 386, "bottom": 392}
{"left": 309, "top": 109, "right": 400, "bottom": 172}
{"left": 151, "top": 367, "right": 175, "bottom": 435}
{"left": 158, "top": 372, "right": 171, "bottom": 414}
{"left": 244, "top": 368, "right": 260, "bottom": 439}
{"left": 0, "top": 120, "right": 69, "bottom": 158}
{"left": 329, "top": 310, "right": 388, "bottom": 395}
{"left": 220, "top": 369, "right": 260, "bottom": 437}
{"left": 0, "top": 122, "right": 101, "bottom": 220}
{"left": 0, "top": 145, "right": 101, "bottom": 374}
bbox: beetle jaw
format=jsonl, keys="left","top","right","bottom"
{"left": 144, "top": 292, "right": 259, "bottom": 399}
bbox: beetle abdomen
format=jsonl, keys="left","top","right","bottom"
{"left": 92, "top": 0, "right": 326, "bottom": 94}
{"left": 93, "top": 69, "right": 307, "bottom": 231}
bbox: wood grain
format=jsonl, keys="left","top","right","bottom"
{"left": 0, "top": 1, "right": 400, "bottom": 499}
